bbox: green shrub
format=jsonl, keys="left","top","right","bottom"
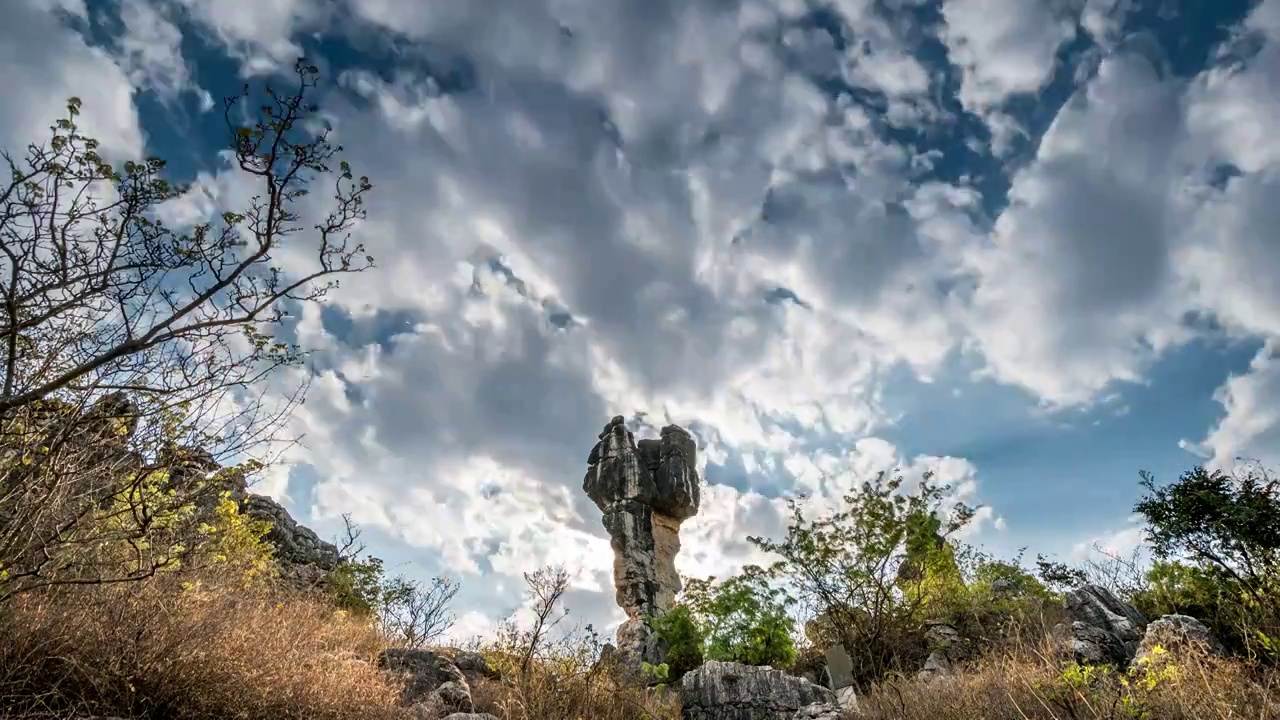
{"left": 195, "top": 490, "right": 277, "bottom": 589}
{"left": 651, "top": 604, "right": 705, "bottom": 679}
{"left": 748, "top": 470, "right": 975, "bottom": 686}
{"left": 1133, "top": 464, "right": 1280, "bottom": 664}
{"left": 665, "top": 566, "right": 797, "bottom": 671}
{"left": 326, "top": 556, "right": 387, "bottom": 617}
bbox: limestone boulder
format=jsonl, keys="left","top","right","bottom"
{"left": 447, "top": 649, "right": 500, "bottom": 682}
{"left": 379, "top": 648, "right": 473, "bottom": 714}
{"left": 1062, "top": 585, "right": 1147, "bottom": 666}
{"left": 680, "top": 661, "right": 835, "bottom": 720}
{"left": 1067, "top": 621, "right": 1130, "bottom": 667}
{"left": 793, "top": 703, "right": 845, "bottom": 720}
{"left": 1135, "top": 614, "right": 1225, "bottom": 664}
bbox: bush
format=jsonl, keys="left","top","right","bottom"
{"left": 473, "top": 566, "right": 678, "bottom": 720}
{"left": 1134, "top": 560, "right": 1280, "bottom": 663}
{"left": 650, "top": 603, "right": 705, "bottom": 679}
{"left": 1133, "top": 463, "right": 1280, "bottom": 664}
{"left": 678, "top": 566, "right": 798, "bottom": 670}
{"left": 748, "top": 470, "right": 976, "bottom": 687}
{"left": 193, "top": 489, "right": 278, "bottom": 589}
{"left": 930, "top": 552, "right": 1065, "bottom": 657}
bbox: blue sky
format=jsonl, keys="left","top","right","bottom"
{"left": 5, "top": 0, "right": 1280, "bottom": 638}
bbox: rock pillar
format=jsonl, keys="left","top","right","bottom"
{"left": 583, "top": 416, "right": 701, "bottom": 672}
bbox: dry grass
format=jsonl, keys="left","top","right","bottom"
{"left": 469, "top": 670, "right": 679, "bottom": 720}
{"left": 0, "top": 575, "right": 410, "bottom": 720}
{"left": 466, "top": 643, "right": 679, "bottom": 720}
{"left": 856, "top": 634, "right": 1280, "bottom": 720}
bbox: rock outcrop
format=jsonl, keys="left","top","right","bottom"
{"left": 1065, "top": 621, "right": 1131, "bottom": 666}
{"left": 917, "top": 621, "right": 972, "bottom": 680}
{"left": 240, "top": 494, "right": 341, "bottom": 569}
{"left": 379, "top": 648, "right": 476, "bottom": 717}
{"left": 204, "top": 467, "right": 342, "bottom": 589}
{"left": 1135, "top": 614, "right": 1225, "bottom": 663}
{"left": 1061, "top": 585, "right": 1148, "bottom": 667}
{"left": 444, "top": 649, "right": 501, "bottom": 682}
{"left": 680, "top": 661, "right": 835, "bottom": 720}
{"left": 584, "top": 416, "right": 701, "bottom": 671}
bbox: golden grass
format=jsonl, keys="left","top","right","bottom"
{"left": 0, "top": 576, "right": 409, "bottom": 720}
{"left": 3, "top": 572, "right": 1277, "bottom": 720}
{"left": 856, "top": 634, "right": 1280, "bottom": 720}
{"left": 466, "top": 643, "right": 679, "bottom": 720}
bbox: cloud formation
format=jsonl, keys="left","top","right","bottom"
{"left": 7, "top": 0, "right": 1280, "bottom": 639}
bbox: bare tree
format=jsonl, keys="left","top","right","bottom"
{"left": 379, "top": 575, "right": 460, "bottom": 649}
{"left": 0, "top": 59, "right": 375, "bottom": 599}
{"left": 520, "top": 565, "right": 571, "bottom": 676}
{"left": 335, "top": 512, "right": 367, "bottom": 561}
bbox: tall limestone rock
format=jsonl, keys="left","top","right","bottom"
{"left": 583, "top": 416, "right": 701, "bottom": 672}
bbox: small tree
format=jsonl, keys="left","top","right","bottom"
{"left": 679, "top": 565, "right": 797, "bottom": 669}
{"left": 649, "top": 603, "right": 705, "bottom": 679}
{"left": 515, "top": 565, "right": 572, "bottom": 677}
{"left": 0, "top": 59, "right": 374, "bottom": 599}
{"left": 1134, "top": 464, "right": 1279, "bottom": 608}
{"left": 1133, "top": 463, "right": 1280, "bottom": 661}
{"left": 748, "top": 470, "right": 975, "bottom": 687}
{"left": 379, "top": 575, "right": 460, "bottom": 649}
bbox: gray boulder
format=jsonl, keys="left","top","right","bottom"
{"left": 1063, "top": 585, "right": 1147, "bottom": 665}
{"left": 681, "top": 661, "right": 835, "bottom": 720}
{"left": 917, "top": 621, "right": 970, "bottom": 680}
{"left": 1067, "top": 621, "right": 1130, "bottom": 666}
{"left": 1135, "top": 614, "right": 1226, "bottom": 663}
{"left": 379, "top": 648, "right": 473, "bottom": 714}
{"left": 447, "top": 649, "right": 500, "bottom": 681}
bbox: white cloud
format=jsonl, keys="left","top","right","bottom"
{"left": 1181, "top": 0, "right": 1280, "bottom": 469}
{"left": 0, "top": 0, "right": 142, "bottom": 160}
{"left": 115, "top": 0, "right": 208, "bottom": 106}
{"left": 962, "top": 50, "right": 1194, "bottom": 404}
{"left": 1196, "top": 344, "right": 1280, "bottom": 470}
{"left": 174, "top": 0, "right": 318, "bottom": 72}
{"left": 24, "top": 0, "right": 1280, "bottom": 640}
{"left": 940, "top": 0, "right": 1078, "bottom": 111}
{"left": 1069, "top": 520, "right": 1147, "bottom": 563}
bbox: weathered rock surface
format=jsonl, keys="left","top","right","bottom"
{"left": 206, "top": 468, "right": 342, "bottom": 588}
{"left": 240, "top": 494, "right": 341, "bottom": 568}
{"left": 1066, "top": 621, "right": 1130, "bottom": 666}
{"left": 446, "top": 649, "right": 500, "bottom": 682}
{"left": 1135, "top": 614, "right": 1225, "bottom": 663}
{"left": 1063, "top": 585, "right": 1147, "bottom": 666}
{"left": 917, "top": 621, "right": 970, "bottom": 680}
{"left": 379, "top": 648, "right": 474, "bottom": 715}
{"left": 793, "top": 703, "right": 844, "bottom": 720}
{"left": 584, "top": 416, "right": 701, "bottom": 670}
{"left": 681, "top": 661, "right": 835, "bottom": 720}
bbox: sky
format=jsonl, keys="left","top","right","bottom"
{"left": 3, "top": 0, "right": 1279, "bottom": 641}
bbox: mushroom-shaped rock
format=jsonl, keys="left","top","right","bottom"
{"left": 583, "top": 417, "right": 702, "bottom": 673}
